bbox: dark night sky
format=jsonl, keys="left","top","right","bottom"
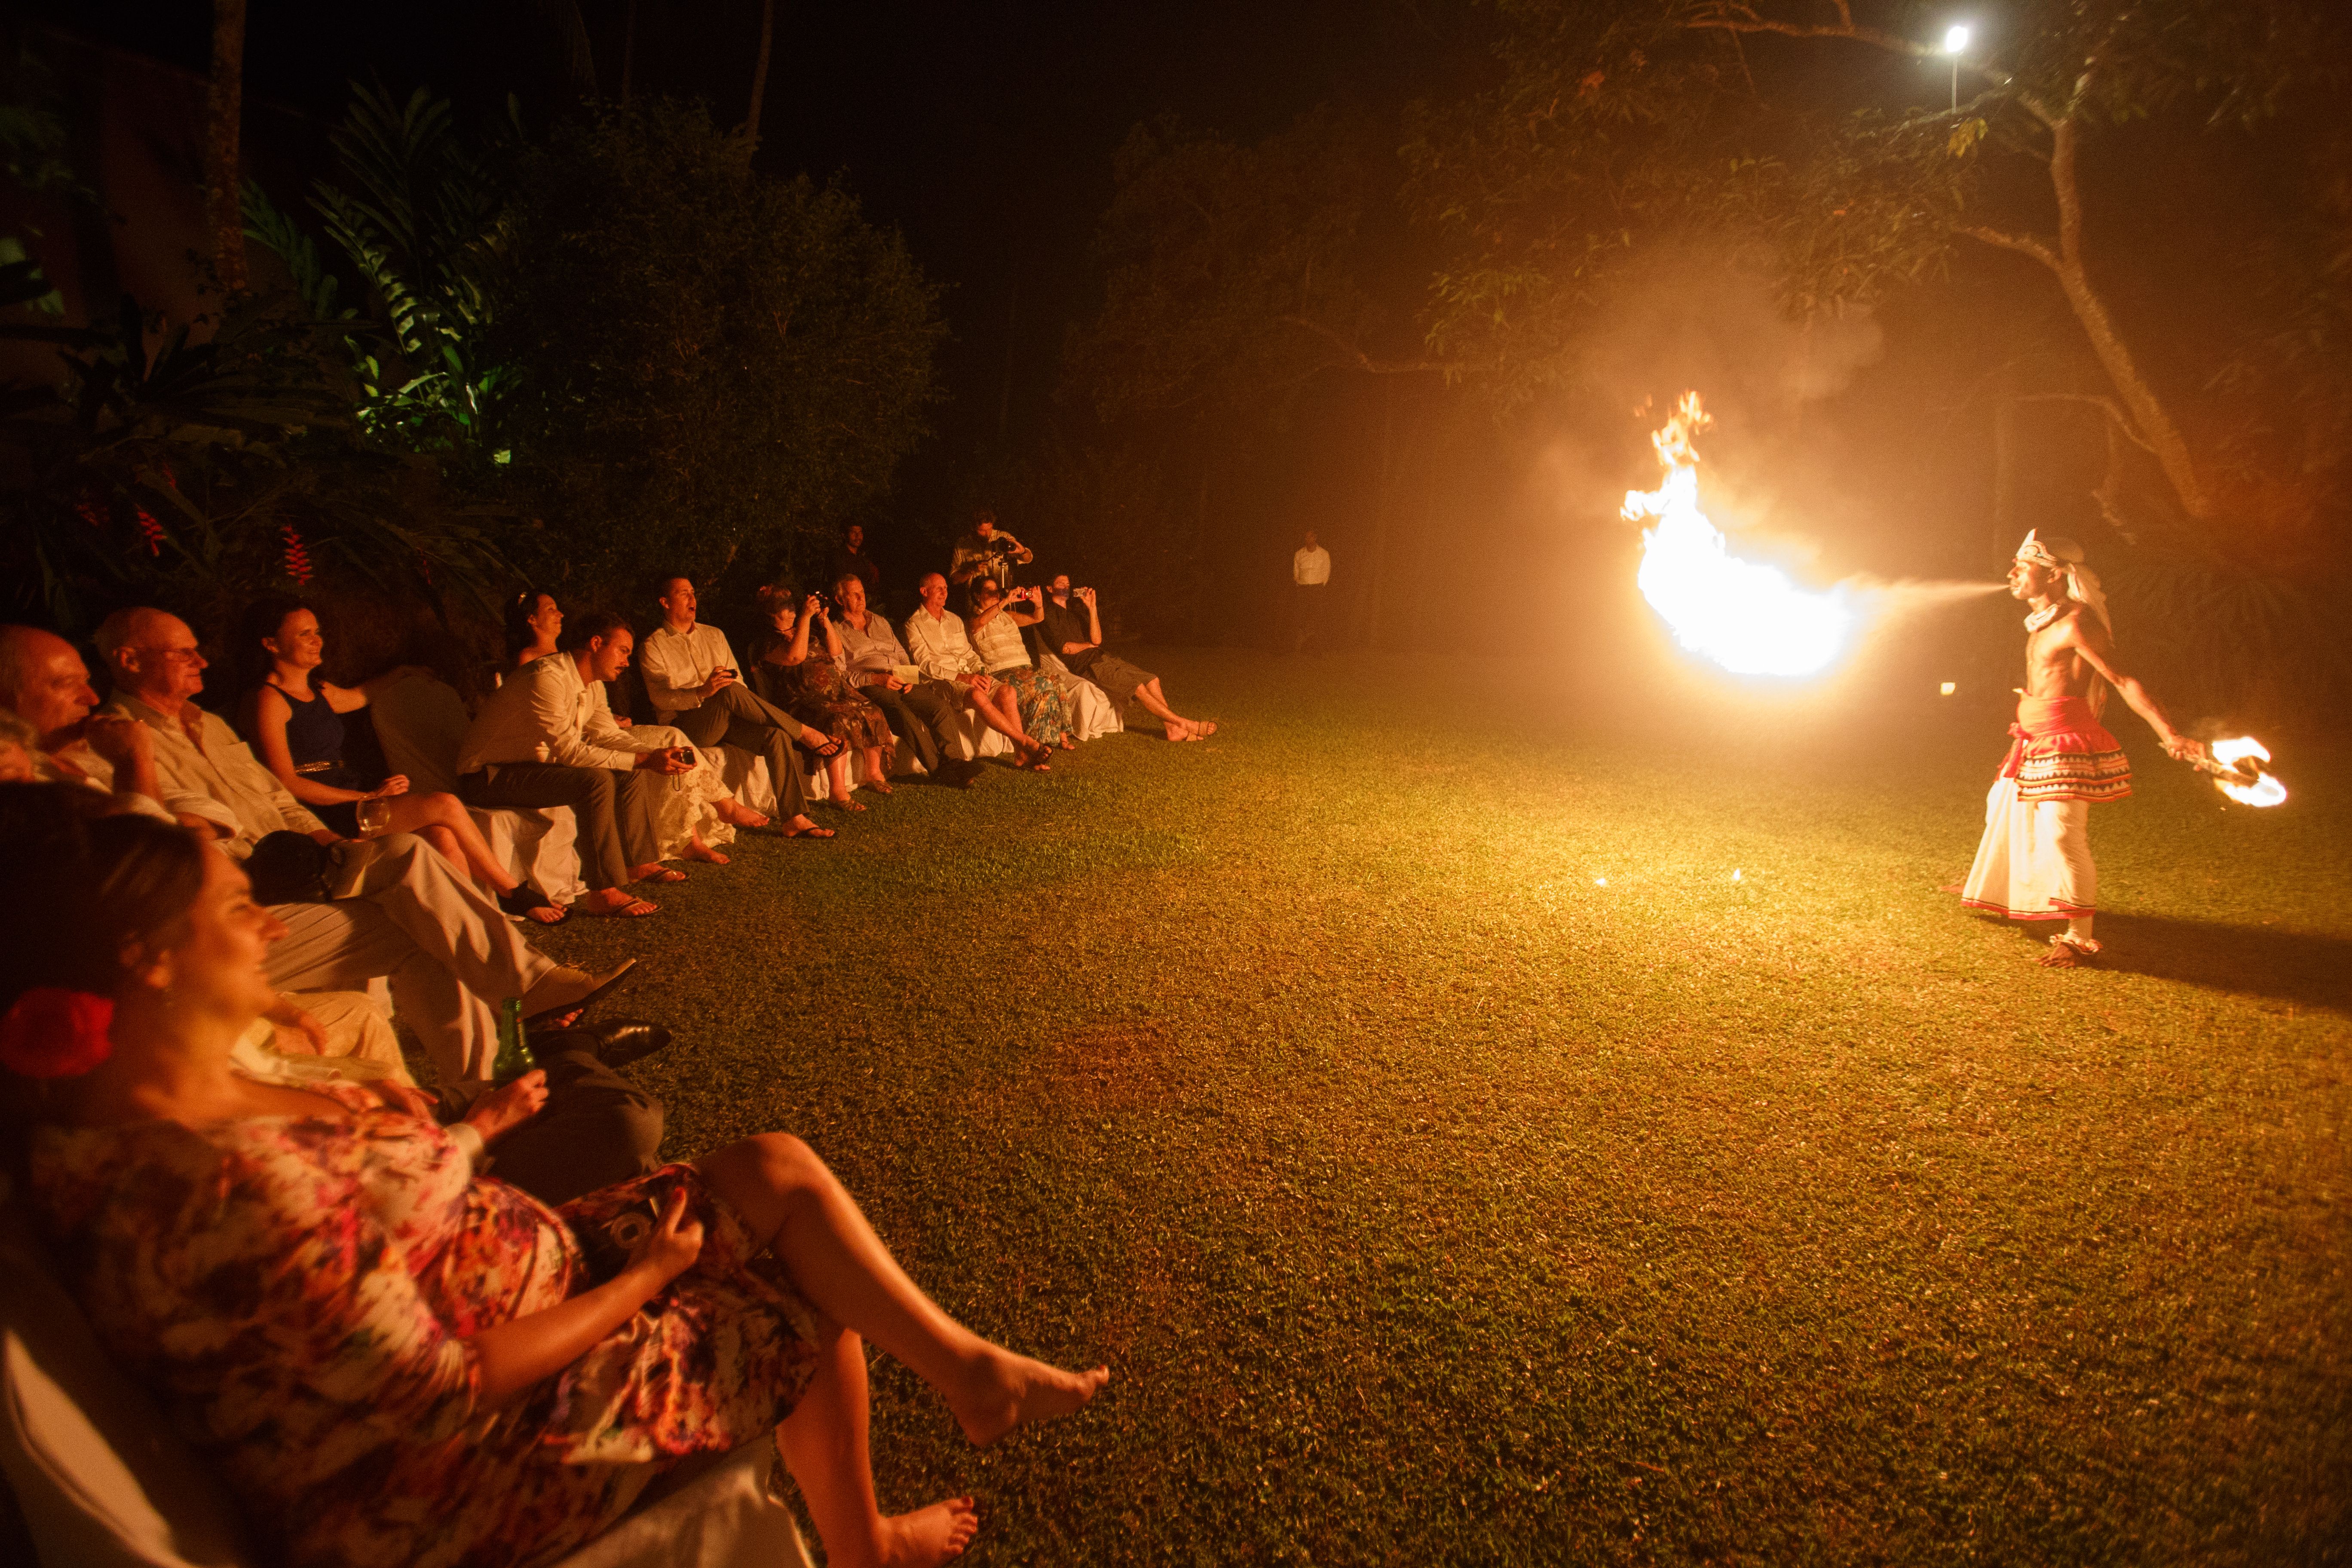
{"left": 34, "top": 0, "right": 1458, "bottom": 484}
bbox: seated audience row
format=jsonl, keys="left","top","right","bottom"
{"left": 0, "top": 781, "right": 1106, "bottom": 1568}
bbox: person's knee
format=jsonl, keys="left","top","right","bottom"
{"left": 581, "top": 769, "right": 616, "bottom": 808}
{"left": 725, "top": 1130, "right": 824, "bottom": 1187}
{"left": 420, "top": 790, "right": 466, "bottom": 825}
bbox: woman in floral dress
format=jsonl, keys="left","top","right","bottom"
{"left": 745, "top": 584, "right": 895, "bottom": 809}
{"left": 963, "top": 576, "right": 1073, "bottom": 750}
{"left": 2, "top": 787, "right": 1108, "bottom": 1568}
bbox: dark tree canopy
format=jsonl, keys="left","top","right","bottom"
{"left": 1404, "top": 0, "right": 2352, "bottom": 550}
{"left": 494, "top": 99, "right": 943, "bottom": 600}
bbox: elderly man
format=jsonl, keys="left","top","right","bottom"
{"left": 902, "top": 572, "right": 1052, "bottom": 768}
{"left": 1959, "top": 532, "right": 2203, "bottom": 968}
{"left": 459, "top": 607, "right": 700, "bottom": 916}
{"left": 636, "top": 573, "right": 836, "bottom": 837}
{"left": 1036, "top": 575, "right": 1216, "bottom": 742}
{"left": 0, "top": 623, "right": 175, "bottom": 813}
{"left": 92, "top": 607, "right": 633, "bottom": 1088}
{"left": 829, "top": 573, "right": 983, "bottom": 787}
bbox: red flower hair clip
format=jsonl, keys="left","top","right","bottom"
{"left": 0, "top": 989, "right": 116, "bottom": 1079}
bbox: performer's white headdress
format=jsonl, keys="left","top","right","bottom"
{"left": 2015, "top": 530, "right": 2110, "bottom": 635}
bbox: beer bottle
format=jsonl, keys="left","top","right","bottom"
{"left": 493, "top": 997, "right": 538, "bottom": 1081}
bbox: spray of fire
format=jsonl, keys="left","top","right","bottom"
{"left": 1622, "top": 393, "right": 1853, "bottom": 677}
{"left": 2197, "top": 737, "right": 2288, "bottom": 807}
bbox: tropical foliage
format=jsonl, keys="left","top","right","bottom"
{"left": 0, "top": 288, "right": 511, "bottom": 633}
{"left": 242, "top": 84, "right": 516, "bottom": 456}
{"left": 491, "top": 99, "right": 942, "bottom": 599}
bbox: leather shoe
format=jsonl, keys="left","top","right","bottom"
{"left": 584, "top": 1017, "right": 673, "bottom": 1070}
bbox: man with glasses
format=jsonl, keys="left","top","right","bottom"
{"left": 92, "top": 607, "right": 633, "bottom": 1090}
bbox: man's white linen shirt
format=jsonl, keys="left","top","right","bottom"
{"left": 1293, "top": 545, "right": 1332, "bottom": 586}
{"left": 835, "top": 611, "right": 913, "bottom": 682}
{"left": 457, "top": 652, "right": 643, "bottom": 776}
{"left": 638, "top": 622, "right": 741, "bottom": 715}
{"left": 106, "top": 694, "right": 323, "bottom": 855}
{"left": 903, "top": 608, "right": 986, "bottom": 681}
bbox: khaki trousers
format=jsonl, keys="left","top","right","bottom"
{"left": 264, "top": 831, "right": 556, "bottom": 1088}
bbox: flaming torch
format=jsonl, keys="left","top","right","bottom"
{"left": 1623, "top": 393, "right": 1854, "bottom": 677}
{"left": 2193, "top": 737, "right": 2288, "bottom": 807}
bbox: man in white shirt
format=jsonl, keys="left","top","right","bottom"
{"left": 458, "top": 607, "right": 694, "bottom": 916}
{"left": 92, "top": 607, "right": 631, "bottom": 1091}
{"left": 830, "top": 573, "right": 982, "bottom": 786}
{"left": 1292, "top": 529, "right": 1332, "bottom": 652}
{"left": 637, "top": 575, "right": 830, "bottom": 833}
{"left": 903, "top": 572, "right": 1052, "bottom": 767}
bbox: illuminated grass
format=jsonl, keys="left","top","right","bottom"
{"left": 533, "top": 650, "right": 2349, "bottom": 1566}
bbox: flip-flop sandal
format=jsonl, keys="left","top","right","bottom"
{"left": 579, "top": 895, "right": 660, "bottom": 918}
{"left": 826, "top": 799, "right": 868, "bottom": 812}
{"left": 782, "top": 822, "right": 838, "bottom": 839}
{"left": 522, "top": 957, "right": 642, "bottom": 1028}
{"left": 640, "top": 868, "right": 689, "bottom": 884}
{"left": 497, "top": 883, "right": 568, "bottom": 924}
{"left": 865, "top": 781, "right": 895, "bottom": 796}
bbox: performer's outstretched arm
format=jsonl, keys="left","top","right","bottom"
{"left": 2065, "top": 618, "right": 2202, "bottom": 762}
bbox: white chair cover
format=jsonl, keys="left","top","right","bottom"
{"left": 1039, "top": 655, "right": 1124, "bottom": 742}
{"left": 368, "top": 675, "right": 586, "bottom": 903}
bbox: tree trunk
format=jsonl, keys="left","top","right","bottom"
{"left": 2045, "top": 254, "right": 2212, "bottom": 523}
{"left": 1361, "top": 378, "right": 1396, "bottom": 648}
{"left": 203, "top": 0, "right": 248, "bottom": 296}
{"left": 620, "top": 0, "right": 637, "bottom": 102}
{"left": 740, "top": 0, "right": 775, "bottom": 149}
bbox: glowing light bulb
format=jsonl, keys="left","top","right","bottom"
{"left": 1943, "top": 23, "right": 1971, "bottom": 54}
{"left": 1940, "top": 681, "right": 1957, "bottom": 695}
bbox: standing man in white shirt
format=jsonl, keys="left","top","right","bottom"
{"left": 458, "top": 608, "right": 697, "bottom": 916}
{"left": 1292, "top": 529, "right": 1332, "bottom": 653}
{"left": 903, "top": 572, "right": 1054, "bottom": 768}
{"left": 636, "top": 575, "right": 836, "bottom": 836}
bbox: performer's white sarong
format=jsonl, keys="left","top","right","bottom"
{"left": 1960, "top": 776, "right": 2095, "bottom": 921}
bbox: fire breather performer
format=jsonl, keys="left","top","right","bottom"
{"left": 1959, "top": 531, "right": 2203, "bottom": 968}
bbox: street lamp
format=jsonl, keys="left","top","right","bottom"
{"left": 1942, "top": 23, "right": 1971, "bottom": 113}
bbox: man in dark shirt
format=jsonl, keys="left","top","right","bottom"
{"left": 827, "top": 523, "right": 882, "bottom": 606}
{"left": 1037, "top": 574, "right": 1216, "bottom": 742}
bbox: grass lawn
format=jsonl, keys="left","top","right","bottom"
{"left": 529, "top": 648, "right": 2349, "bottom": 1565}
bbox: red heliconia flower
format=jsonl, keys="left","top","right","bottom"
{"left": 0, "top": 988, "right": 116, "bottom": 1080}
{"left": 282, "top": 525, "right": 314, "bottom": 584}
{"left": 134, "top": 507, "right": 166, "bottom": 556}
{"left": 75, "top": 493, "right": 107, "bottom": 529}
{"left": 415, "top": 549, "right": 433, "bottom": 584}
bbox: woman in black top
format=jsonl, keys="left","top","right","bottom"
{"left": 234, "top": 597, "right": 566, "bottom": 924}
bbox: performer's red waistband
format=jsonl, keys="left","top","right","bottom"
{"left": 1999, "top": 693, "right": 2128, "bottom": 789}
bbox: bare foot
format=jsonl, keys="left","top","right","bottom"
{"left": 683, "top": 837, "right": 730, "bottom": 864}
{"left": 1058, "top": 734, "right": 1076, "bottom": 750}
{"left": 581, "top": 888, "right": 659, "bottom": 917}
{"left": 1190, "top": 718, "right": 1217, "bottom": 738}
{"left": 827, "top": 795, "right": 868, "bottom": 812}
{"left": 948, "top": 1349, "right": 1109, "bottom": 1446}
{"left": 1162, "top": 720, "right": 1188, "bottom": 742}
{"left": 715, "top": 800, "right": 769, "bottom": 829}
{"left": 864, "top": 779, "right": 895, "bottom": 796}
{"left": 868, "top": 1498, "right": 980, "bottom": 1568}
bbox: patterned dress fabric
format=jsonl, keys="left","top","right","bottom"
{"left": 29, "top": 1078, "right": 820, "bottom": 1568}
{"left": 966, "top": 612, "right": 1072, "bottom": 747}
{"left": 1998, "top": 694, "right": 2132, "bottom": 803}
{"left": 749, "top": 624, "right": 897, "bottom": 756}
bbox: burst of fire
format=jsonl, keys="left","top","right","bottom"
{"left": 2205, "top": 737, "right": 2287, "bottom": 808}
{"left": 1622, "top": 393, "right": 1853, "bottom": 677}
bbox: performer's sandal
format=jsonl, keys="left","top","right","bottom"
{"left": 2039, "top": 931, "right": 2103, "bottom": 968}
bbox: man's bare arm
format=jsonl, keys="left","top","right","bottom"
{"left": 2064, "top": 618, "right": 2201, "bottom": 760}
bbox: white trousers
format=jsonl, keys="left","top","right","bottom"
{"left": 1960, "top": 777, "right": 2096, "bottom": 921}
{"left": 263, "top": 832, "right": 556, "bottom": 1086}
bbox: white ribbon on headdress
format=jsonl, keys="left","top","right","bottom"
{"left": 2015, "top": 529, "right": 2111, "bottom": 635}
